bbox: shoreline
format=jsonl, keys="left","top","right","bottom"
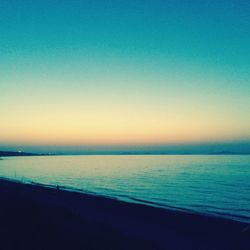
{"left": 2, "top": 176, "right": 249, "bottom": 224}
{"left": 0, "top": 178, "right": 249, "bottom": 249}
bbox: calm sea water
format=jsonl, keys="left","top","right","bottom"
{"left": 0, "top": 155, "right": 250, "bottom": 223}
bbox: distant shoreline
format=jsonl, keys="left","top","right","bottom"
{"left": 1, "top": 150, "right": 250, "bottom": 157}
{"left": 0, "top": 151, "right": 49, "bottom": 157}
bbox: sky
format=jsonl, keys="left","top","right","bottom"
{"left": 1, "top": 0, "right": 250, "bottom": 153}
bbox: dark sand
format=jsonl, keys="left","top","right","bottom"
{"left": 0, "top": 178, "right": 249, "bottom": 250}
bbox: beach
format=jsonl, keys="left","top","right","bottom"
{"left": 0, "top": 178, "right": 249, "bottom": 250}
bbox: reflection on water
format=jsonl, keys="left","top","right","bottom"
{"left": 0, "top": 155, "right": 250, "bottom": 223}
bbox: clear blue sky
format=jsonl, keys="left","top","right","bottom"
{"left": 1, "top": 0, "right": 250, "bottom": 153}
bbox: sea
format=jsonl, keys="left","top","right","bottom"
{"left": 0, "top": 155, "right": 250, "bottom": 223}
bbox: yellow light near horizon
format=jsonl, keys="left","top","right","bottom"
{"left": 1, "top": 100, "right": 249, "bottom": 146}
{"left": 1, "top": 68, "right": 250, "bottom": 146}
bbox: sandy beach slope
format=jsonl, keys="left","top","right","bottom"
{"left": 0, "top": 178, "right": 249, "bottom": 250}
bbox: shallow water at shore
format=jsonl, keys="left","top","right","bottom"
{"left": 0, "top": 155, "right": 250, "bottom": 223}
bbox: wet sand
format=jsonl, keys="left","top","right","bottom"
{"left": 0, "top": 178, "right": 249, "bottom": 250}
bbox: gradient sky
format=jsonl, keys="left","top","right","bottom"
{"left": 1, "top": 0, "right": 250, "bottom": 152}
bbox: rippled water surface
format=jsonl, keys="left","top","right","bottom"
{"left": 0, "top": 155, "right": 250, "bottom": 223}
